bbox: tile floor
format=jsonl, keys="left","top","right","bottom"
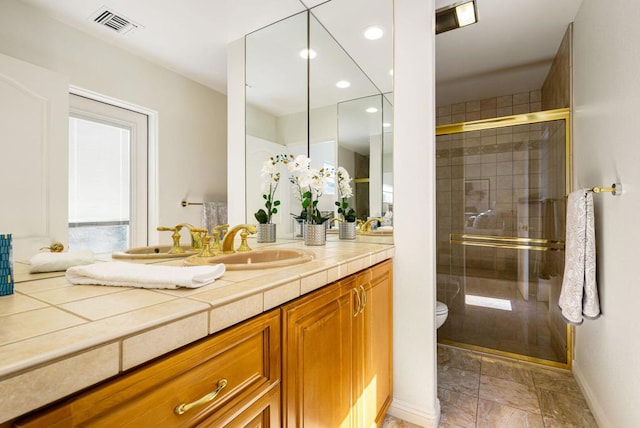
{"left": 382, "top": 344, "right": 598, "bottom": 427}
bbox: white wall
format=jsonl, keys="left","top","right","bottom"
{"left": 572, "top": 0, "right": 640, "bottom": 426}
{"left": 0, "top": 0, "right": 227, "bottom": 242}
{"left": 277, "top": 104, "right": 338, "bottom": 145}
{"left": 246, "top": 104, "right": 278, "bottom": 143}
{"left": 388, "top": 0, "right": 439, "bottom": 426}
{"left": 227, "top": 38, "right": 247, "bottom": 226}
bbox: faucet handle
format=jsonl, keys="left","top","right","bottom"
{"left": 157, "top": 226, "right": 185, "bottom": 254}
{"left": 237, "top": 227, "right": 256, "bottom": 252}
{"left": 198, "top": 233, "right": 218, "bottom": 257}
{"left": 211, "top": 229, "right": 222, "bottom": 252}
{"left": 214, "top": 224, "right": 230, "bottom": 239}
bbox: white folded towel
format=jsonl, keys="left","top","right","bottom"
{"left": 559, "top": 189, "right": 600, "bottom": 324}
{"left": 30, "top": 250, "right": 95, "bottom": 273}
{"left": 66, "top": 261, "right": 226, "bottom": 289}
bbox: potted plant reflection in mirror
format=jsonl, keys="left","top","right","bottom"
{"left": 335, "top": 166, "right": 357, "bottom": 239}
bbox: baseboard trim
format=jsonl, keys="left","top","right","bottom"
{"left": 387, "top": 398, "right": 440, "bottom": 427}
{"left": 572, "top": 362, "right": 613, "bottom": 428}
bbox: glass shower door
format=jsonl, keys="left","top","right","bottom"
{"left": 435, "top": 109, "right": 571, "bottom": 367}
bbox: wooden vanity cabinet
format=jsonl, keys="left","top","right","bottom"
{"left": 282, "top": 259, "right": 393, "bottom": 427}
{"left": 15, "top": 259, "right": 393, "bottom": 427}
{"left": 355, "top": 259, "right": 394, "bottom": 427}
{"left": 16, "top": 309, "right": 281, "bottom": 428}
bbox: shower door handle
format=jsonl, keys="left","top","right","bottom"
{"left": 449, "top": 233, "right": 565, "bottom": 252}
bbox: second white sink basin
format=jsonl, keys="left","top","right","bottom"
{"left": 183, "top": 248, "right": 314, "bottom": 270}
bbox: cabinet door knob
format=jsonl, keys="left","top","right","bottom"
{"left": 353, "top": 288, "right": 362, "bottom": 317}
{"left": 174, "top": 378, "right": 228, "bottom": 415}
{"left": 359, "top": 285, "right": 367, "bottom": 314}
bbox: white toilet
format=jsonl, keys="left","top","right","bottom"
{"left": 436, "top": 300, "right": 449, "bottom": 329}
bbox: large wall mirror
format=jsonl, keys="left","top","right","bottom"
{"left": 245, "top": 0, "right": 393, "bottom": 238}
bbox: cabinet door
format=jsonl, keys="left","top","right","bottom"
{"left": 360, "top": 260, "right": 393, "bottom": 427}
{"left": 282, "top": 280, "right": 354, "bottom": 427}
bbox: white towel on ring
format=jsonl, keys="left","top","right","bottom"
{"left": 30, "top": 250, "right": 95, "bottom": 273}
{"left": 66, "top": 261, "right": 225, "bottom": 289}
{"left": 559, "top": 189, "right": 600, "bottom": 324}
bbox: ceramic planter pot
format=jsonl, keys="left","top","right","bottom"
{"left": 338, "top": 221, "right": 357, "bottom": 240}
{"left": 256, "top": 223, "right": 276, "bottom": 243}
{"left": 304, "top": 223, "right": 326, "bottom": 246}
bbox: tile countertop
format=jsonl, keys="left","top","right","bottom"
{"left": 0, "top": 237, "right": 394, "bottom": 423}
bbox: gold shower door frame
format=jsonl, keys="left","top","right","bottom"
{"left": 436, "top": 108, "right": 573, "bottom": 369}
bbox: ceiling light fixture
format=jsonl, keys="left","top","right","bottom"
{"left": 299, "top": 48, "right": 317, "bottom": 59}
{"left": 336, "top": 80, "right": 351, "bottom": 88}
{"left": 436, "top": 0, "right": 478, "bottom": 35}
{"left": 383, "top": 122, "right": 391, "bottom": 128}
{"left": 366, "top": 107, "right": 378, "bottom": 113}
{"left": 363, "top": 26, "right": 384, "bottom": 40}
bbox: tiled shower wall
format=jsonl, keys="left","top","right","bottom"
{"left": 436, "top": 90, "right": 542, "bottom": 126}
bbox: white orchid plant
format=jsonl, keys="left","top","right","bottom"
{"left": 254, "top": 154, "right": 290, "bottom": 224}
{"left": 288, "top": 154, "right": 332, "bottom": 224}
{"left": 334, "top": 166, "right": 356, "bottom": 222}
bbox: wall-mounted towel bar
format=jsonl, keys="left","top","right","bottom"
{"left": 589, "top": 182, "right": 622, "bottom": 196}
{"left": 181, "top": 201, "right": 203, "bottom": 207}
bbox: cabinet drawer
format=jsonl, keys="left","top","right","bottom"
{"left": 17, "top": 310, "right": 280, "bottom": 428}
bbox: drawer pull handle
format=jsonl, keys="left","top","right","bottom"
{"left": 359, "top": 285, "right": 367, "bottom": 313}
{"left": 353, "top": 288, "right": 361, "bottom": 317}
{"left": 174, "top": 378, "right": 228, "bottom": 415}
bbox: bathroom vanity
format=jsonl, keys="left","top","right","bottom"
{"left": 0, "top": 239, "right": 393, "bottom": 426}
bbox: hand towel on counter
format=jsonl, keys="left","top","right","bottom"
{"left": 559, "top": 189, "right": 600, "bottom": 324}
{"left": 29, "top": 250, "right": 95, "bottom": 273}
{"left": 66, "top": 261, "right": 226, "bottom": 289}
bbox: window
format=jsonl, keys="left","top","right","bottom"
{"left": 68, "top": 94, "right": 149, "bottom": 252}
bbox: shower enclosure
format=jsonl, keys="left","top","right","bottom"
{"left": 436, "top": 108, "right": 571, "bottom": 367}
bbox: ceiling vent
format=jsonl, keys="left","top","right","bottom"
{"left": 91, "top": 7, "right": 139, "bottom": 34}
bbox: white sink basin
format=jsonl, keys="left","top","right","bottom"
{"left": 183, "top": 248, "right": 314, "bottom": 270}
{"left": 112, "top": 245, "right": 198, "bottom": 259}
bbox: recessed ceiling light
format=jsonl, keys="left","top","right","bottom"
{"left": 299, "top": 48, "right": 317, "bottom": 59}
{"left": 363, "top": 26, "right": 384, "bottom": 40}
{"left": 336, "top": 80, "right": 351, "bottom": 89}
{"left": 389, "top": 69, "right": 393, "bottom": 76}
{"left": 366, "top": 107, "right": 379, "bottom": 113}
{"left": 383, "top": 122, "right": 391, "bottom": 128}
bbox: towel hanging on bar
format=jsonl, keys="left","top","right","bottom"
{"left": 559, "top": 189, "right": 600, "bottom": 324}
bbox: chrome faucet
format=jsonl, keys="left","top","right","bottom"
{"left": 360, "top": 217, "right": 383, "bottom": 233}
{"left": 221, "top": 224, "right": 257, "bottom": 253}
